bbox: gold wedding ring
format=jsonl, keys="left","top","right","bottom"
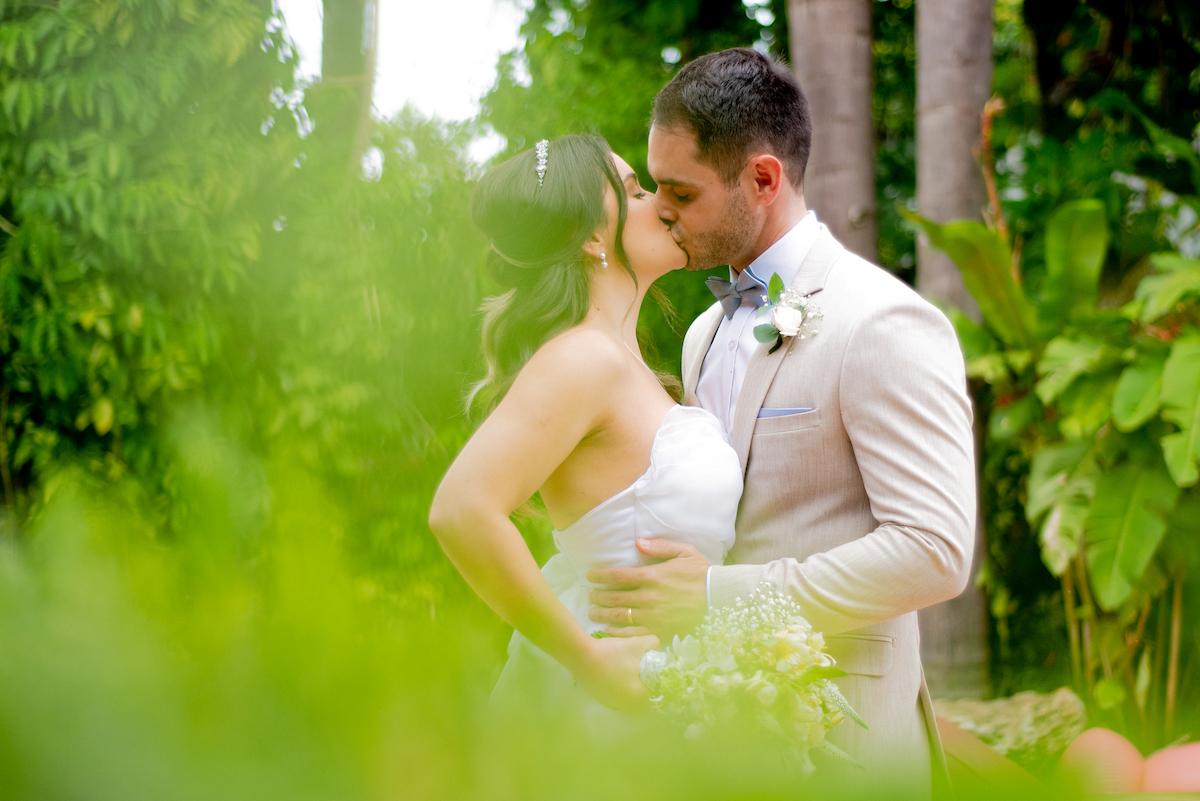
{"left": 625, "top": 607, "right": 634, "bottom": 625}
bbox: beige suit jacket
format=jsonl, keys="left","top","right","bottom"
{"left": 683, "top": 228, "right": 976, "bottom": 785}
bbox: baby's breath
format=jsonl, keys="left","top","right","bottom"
{"left": 641, "top": 583, "right": 864, "bottom": 773}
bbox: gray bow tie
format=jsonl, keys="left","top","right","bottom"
{"left": 706, "top": 271, "right": 768, "bottom": 319}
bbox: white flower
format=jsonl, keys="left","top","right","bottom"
{"left": 639, "top": 582, "right": 863, "bottom": 772}
{"left": 771, "top": 304, "right": 806, "bottom": 337}
{"left": 674, "top": 635, "right": 703, "bottom": 668}
{"left": 779, "top": 288, "right": 806, "bottom": 306}
{"left": 755, "top": 274, "right": 824, "bottom": 346}
{"left": 640, "top": 649, "right": 669, "bottom": 691}
{"left": 713, "top": 651, "right": 737, "bottom": 673}
{"left": 706, "top": 674, "right": 731, "bottom": 696}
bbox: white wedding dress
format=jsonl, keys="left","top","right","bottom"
{"left": 492, "top": 404, "right": 743, "bottom": 713}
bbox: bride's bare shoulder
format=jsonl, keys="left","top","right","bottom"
{"left": 513, "top": 326, "right": 627, "bottom": 399}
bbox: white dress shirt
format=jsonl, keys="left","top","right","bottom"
{"left": 697, "top": 213, "right": 819, "bottom": 606}
{"left": 696, "top": 212, "right": 820, "bottom": 435}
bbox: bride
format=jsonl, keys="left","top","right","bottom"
{"left": 428, "top": 134, "right": 742, "bottom": 712}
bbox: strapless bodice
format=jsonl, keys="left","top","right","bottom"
{"left": 547, "top": 404, "right": 742, "bottom": 584}
{"left": 493, "top": 404, "right": 743, "bottom": 708}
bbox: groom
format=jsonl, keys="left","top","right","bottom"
{"left": 587, "top": 48, "right": 976, "bottom": 790}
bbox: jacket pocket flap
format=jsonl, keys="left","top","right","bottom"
{"left": 752, "top": 407, "right": 823, "bottom": 435}
{"left": 825, "top": 633, "right": 895, "bottom": 677}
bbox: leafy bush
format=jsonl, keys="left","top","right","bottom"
{"left": 0, "top": 1, "right": 491, "bottom": 616}
{"left": 0, "top": 0, "right": 299, "bottom": 518}
{"left": 912, "top": 173, "right": 1200, "bottom": 745}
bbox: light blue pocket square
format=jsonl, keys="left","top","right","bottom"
{"left": 757, "top": 406, "right": 815, "bottom": 418}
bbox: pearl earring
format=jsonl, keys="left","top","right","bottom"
{"left": 600, "top": 250, "right": 608, "bottom": 270}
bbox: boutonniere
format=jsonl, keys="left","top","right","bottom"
{"left": 754, "top": 273, "right": 823, "bottom": 354}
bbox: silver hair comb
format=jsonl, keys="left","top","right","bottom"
{"left": 534, "top": 139, "right": 549, "bottom": 187}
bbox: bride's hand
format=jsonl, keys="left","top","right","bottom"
{"left": 574, "top": 633, "right": 660, "bottom": 713}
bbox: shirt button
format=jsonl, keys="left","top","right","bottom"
{"left": 728, "top": 341, "right": 736, "bottom": 351}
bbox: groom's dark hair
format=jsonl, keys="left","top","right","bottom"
{"left": 652, "top": 47, "right": 811, "bottom": 189}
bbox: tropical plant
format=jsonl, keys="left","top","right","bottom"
{"left": 909, "top": 175, "right": 1200, "bottom": 743}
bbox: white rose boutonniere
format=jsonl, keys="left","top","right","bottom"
{"left": 754, "top": 273, "right": 823, "bottom": 354}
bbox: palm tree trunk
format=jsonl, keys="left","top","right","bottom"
{"left": 913, "top": 0, "right": 994, "bottom": 701}
{"left": 312, "top": 0, "right": 379, "bottom": 176}
{"left": 915, "top": 0, "right": 991, "bottom": 313}
{"left": 787, "top": 0, "right": 877, "bottom": 262}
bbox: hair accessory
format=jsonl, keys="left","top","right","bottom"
{"left": 534, "top": 139, "right": 550, "bottom": 187}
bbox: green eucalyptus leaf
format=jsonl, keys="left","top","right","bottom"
{"left": 753, "top": 323, "right": 779, "bottom": 344}
{"left": 1085, "top": 462, "right": 1180, "bottom": 611}
{"left": 767, "top": 272, "right": 784, "bottom": 305}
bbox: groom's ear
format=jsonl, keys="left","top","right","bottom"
{"left": 747, "top": 154, "right": 784, "bottom": 205}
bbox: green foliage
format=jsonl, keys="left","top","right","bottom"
{"left": 905, "top": 215, "right": 1037, "bottom": 349}
{"left": 1160, "top": 336, "right": 1200, "bottom": 486}
{"left": 871, "top": 0, "right": 916, "bottom": 279}
{"left": 0, "top": 455, "right": 1126, "bottom": 800}
{"left": 1085, "top": 463, "right": 1179, "bottom": 611}
{"left": 0, "top": 0, "right": 300, "bottom": 517}
{"left": 481, "top": 0, "right": 781, "bottom": 169}
{"left": 0, "top": 0, "right": 491, "bottom": 615}
{"left": 917, "top": 176, "right": 1200, "bottom": 742}
{"left": 1042, "top": 201, "right": 1109, "bottom": 323}
{"left": 1138, "top": 256, "right": 1200, "bottom": 323}
{"left": 0, "top": 1, "right": 1196, "bottom": 782}
{"left": 767, "top": 271, "right": 784, "bottom": 304}
{"left": 1019, "top": 1, "right": 1200, "bottom": 150}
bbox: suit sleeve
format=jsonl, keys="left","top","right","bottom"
{"left": 707, "top": 298, "right": 977, "bottom": 635}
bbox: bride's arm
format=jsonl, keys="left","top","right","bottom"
{"left": 428, "top": 332, "right": 653, "bottom": 706}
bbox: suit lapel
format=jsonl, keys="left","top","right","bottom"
{"left": 729, "top": 228, "right": 845, "bottom": 475}
{"left": 730, "top": 333, "right": 797, "bottom": 473}
{"left": 683, "top": 303, "right": 724, "bottom": 405}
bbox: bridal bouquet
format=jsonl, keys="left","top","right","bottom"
{"left": 640, "top": 583, "right": 865, "bottom": 772}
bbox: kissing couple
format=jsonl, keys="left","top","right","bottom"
{"left": 430, "top": 47, "right": 977, "bottom": 794}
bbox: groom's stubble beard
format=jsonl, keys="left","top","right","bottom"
{"left": 682, "top": 185, "right": 758, "bottom": 272}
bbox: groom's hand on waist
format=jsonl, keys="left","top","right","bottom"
{"left": 586, "top": 538, "right": 709, "bottom": 640}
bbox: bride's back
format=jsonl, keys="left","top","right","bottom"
{"left": 527, "top": 325, "right": 678, "bottom": 531}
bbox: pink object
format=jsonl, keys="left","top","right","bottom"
{"left": 1143, "top": 742, "right": 1200, "bottom": 793}
{"left": 1059, "top": 728, "right": 1144, "bottom": 794}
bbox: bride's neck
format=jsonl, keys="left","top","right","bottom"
{"left": 585, "top": 264, "right": 647, "bottom": 349}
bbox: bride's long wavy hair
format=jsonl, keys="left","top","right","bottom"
{"left": 469, "top": 134, "right": 658, "bottom": 415}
